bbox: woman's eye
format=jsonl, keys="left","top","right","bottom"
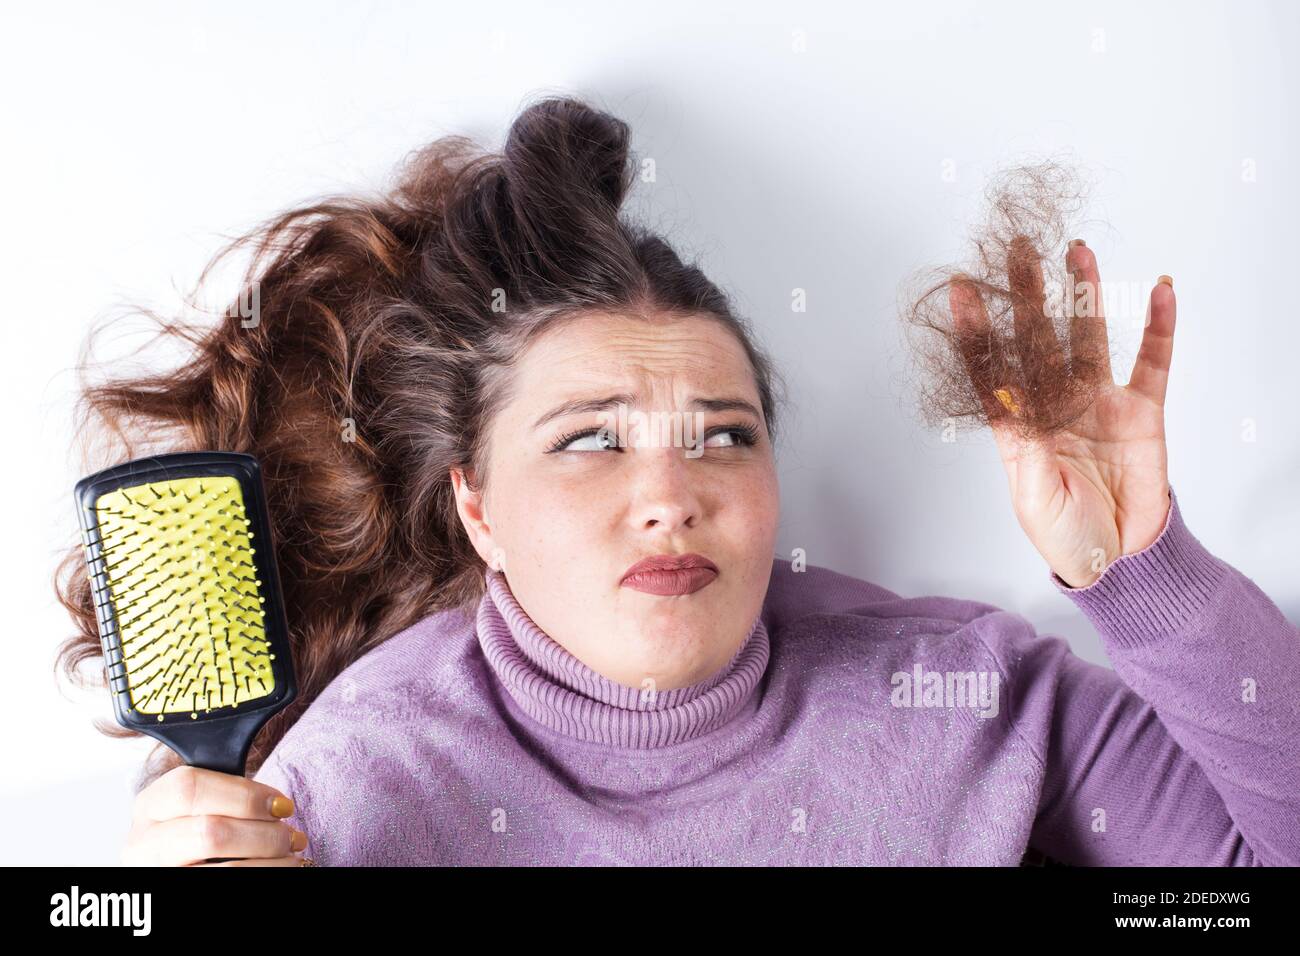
{"left": 554, "top": 429, "right": 621, "bottom": 452}
{"left": 700, "top": 428, "right": 743, "bottom": 449}
{"left": 693, "top": 425, "right": 760, "bottom": 450}
{"left": 548, "top": 422, "right": 759, "bottom": 454}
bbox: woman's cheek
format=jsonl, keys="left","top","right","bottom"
{"left": 731, "top": 465, "right": 780, "bottom": 529}
{"left": 540, "top": 478, "right": 615, "bottom": 549}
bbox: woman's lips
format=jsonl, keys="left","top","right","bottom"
{"left": 620, "top": 566, "right": 718, "bottom": 596}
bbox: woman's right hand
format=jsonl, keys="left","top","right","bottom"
{"left": 122, "top": 765, "right": 309, "bottom": 866}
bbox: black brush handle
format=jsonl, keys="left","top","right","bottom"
{"left": 144, "top": 707, "right": 283, "bottom": 777}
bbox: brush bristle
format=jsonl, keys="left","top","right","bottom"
{"left": 91, "top": 476, "right": 276, "bottom": 719}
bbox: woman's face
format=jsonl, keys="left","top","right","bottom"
{"left": 451, "top": 310, "right": 780, "bottom": 692}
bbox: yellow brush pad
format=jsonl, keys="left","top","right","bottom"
{"left": 93, "top": 475, "right": 276, "bottom": 718}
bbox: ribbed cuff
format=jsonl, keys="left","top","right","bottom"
{"left": 1050, "top": 484, "right": 1228, "bottom": 650}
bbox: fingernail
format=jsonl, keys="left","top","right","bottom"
{"left": 271, "top": 795, "right": 294, "bottom": 818}
{"left": 1157, "top": 274, "right": 1173, "bottom": 287}
{"left": 1068, "top": 238, "right": 1086, "bottom": 248}
{"left": 291, "top": 828, "right": 308, "bottom": 852}
{"left": 994, "top": 388, "right": 1020, "bottom": 414}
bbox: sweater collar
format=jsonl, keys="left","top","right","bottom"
{"left": 475, "top": 568, "right": 769, "bottom": 749}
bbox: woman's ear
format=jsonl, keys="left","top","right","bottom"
{"left": 449, "top": 466, "right": 499, "bottom": 567}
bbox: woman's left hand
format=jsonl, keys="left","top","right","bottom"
{"left": 948, "top": 238, "right": 1176, "bottom": 589}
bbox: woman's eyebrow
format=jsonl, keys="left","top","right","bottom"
{"left": 532, "top": 393, "right": 762, "bottom": 430}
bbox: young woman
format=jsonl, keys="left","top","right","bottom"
{"left": 58, "top": 96, "right": 1299, "bottom": 866}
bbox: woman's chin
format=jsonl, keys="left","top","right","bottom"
{"left": 619, "top": 599, "right": 722, "bottom": 641}
{"left": 608, "top": 626, "right": 730, "bottom": 682}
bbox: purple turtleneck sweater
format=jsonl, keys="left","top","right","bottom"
{"left": 253, "top": 485, "right": 1300, "bottom": 865}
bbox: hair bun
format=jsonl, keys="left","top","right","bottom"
{"left": 503, "top": 96, "right": 634, "bottom": 213}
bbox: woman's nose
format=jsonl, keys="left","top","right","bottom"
{"left": 628, "top": 445, "right": 702, "bottom": 531}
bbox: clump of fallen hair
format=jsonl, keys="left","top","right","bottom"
{"left": 900, "top": 160, "right": 1115, "bottom": 444}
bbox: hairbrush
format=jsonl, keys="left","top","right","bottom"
{"left": 74, "top": 451, "right": 296, "bottom": 777}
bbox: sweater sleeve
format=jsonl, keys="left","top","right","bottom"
{"left": 1027, "top": 483, "right": 1300, "bottom": 865}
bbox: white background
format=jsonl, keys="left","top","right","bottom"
{"left": 3, "top": 0, "right": 1296, "bottom": 865}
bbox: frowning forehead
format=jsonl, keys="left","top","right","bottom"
{"left": 530, "top": 392, "right": 765, "bottom": 432}
{"left": 512, "top": 312, "right": 762, "bottom": 420}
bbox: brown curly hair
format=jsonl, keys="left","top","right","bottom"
{"left": 899, "top": 159, "right": 1116, "bottom": 444}
{"left": 53, "top": 94, "right": 788, "bottom": 792}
